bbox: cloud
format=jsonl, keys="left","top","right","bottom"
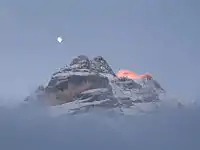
{"left": 0, "top": 100, "right": 199, "bottom": 150}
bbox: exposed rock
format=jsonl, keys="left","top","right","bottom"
{"left": 25, "top": 55, "right": 166, "bottom": 114}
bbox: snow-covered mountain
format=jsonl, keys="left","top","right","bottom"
{"left": 24, "top": 55, "right": 172, "bottom": 115}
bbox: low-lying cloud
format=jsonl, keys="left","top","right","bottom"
{"left": 0, "top": 99, "right": 200, "bottom": 150}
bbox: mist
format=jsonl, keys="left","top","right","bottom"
{"left": 0, "top": 0, "right": 199, "bottom": 149}
{"left": 0, "top": 99, "right": 200, "bottom": 150}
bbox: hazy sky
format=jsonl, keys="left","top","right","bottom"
{"left": 0, "top": 0, "right": 199, "bottom": 100}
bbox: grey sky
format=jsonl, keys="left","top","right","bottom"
{"left": 0, "top": 0, "right": 199, "bottom": 100}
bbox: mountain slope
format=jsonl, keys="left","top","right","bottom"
{"left": 25, "top": 55, "right": 167, "bottom": 114}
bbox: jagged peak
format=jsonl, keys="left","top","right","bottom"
{"left": 53, "top": 55, "right": 116, "bottom": 77}
{"left": 25, "top": 55, "right": 167, "bottom": 114}
{"left": 90, "top": 56, "right": 116, "bottom": 76}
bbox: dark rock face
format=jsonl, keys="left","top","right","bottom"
{"left": 70, "top": 55, "right": 91, "bottom": 70}
{"left": 90, "top": 56, "right": 116, "bottom": 76}
{"left": 25, "top": 55, "right": 166, "bottom": 114}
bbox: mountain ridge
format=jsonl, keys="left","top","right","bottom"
{"left": 25, "top": 55, "right": 167, "bottom": 114}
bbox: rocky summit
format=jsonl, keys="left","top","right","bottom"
{"left": 25, "top": 55, "right": 166, "bottom": 114}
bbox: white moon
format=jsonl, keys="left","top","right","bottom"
{"left": 57, "top": 37, "right": 63, "bottom": 43}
